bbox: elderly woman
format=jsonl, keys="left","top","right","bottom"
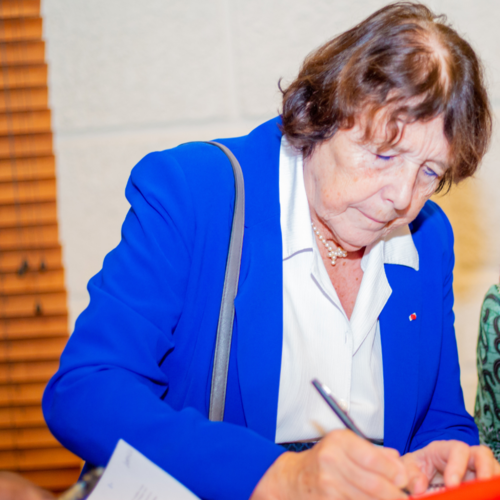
{"left": 43, "top": 2, "right": 499, "bottom": 499}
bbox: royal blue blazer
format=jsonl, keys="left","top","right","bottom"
{"left": 43, "top": 117, "right": 478, "bottom": 500}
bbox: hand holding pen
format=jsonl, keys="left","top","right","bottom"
{"left": 252, "top": 385, "right": 409, "bottom": 500}
{"left": 311, "top": 379, "right": 500, "bottom": 497}
{"left": 312, "top": 378, "right": 410, "bottom": 496}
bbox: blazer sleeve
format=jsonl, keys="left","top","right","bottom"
{"left": 42, "top": 151, "right": 285, "bottom": 500}
{"left": 409, "top": 204, "right": 479, "bottom": 451}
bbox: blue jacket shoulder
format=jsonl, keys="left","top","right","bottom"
{"left": 410, "top": 199, "right": 454, "bottom": 254}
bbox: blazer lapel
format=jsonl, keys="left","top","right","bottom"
{"left": 234, "top": 217, "right": 283, "bottom": 440}
{"left": 380, "top": 263, "right": 421, "bottom": 454}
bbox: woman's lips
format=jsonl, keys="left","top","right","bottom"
{"left": 359, "top": 210, "right": 387, "bottom": 224}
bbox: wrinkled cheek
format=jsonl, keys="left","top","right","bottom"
{"left": 410, "top": 186, "right": 435, "bottom": 213}
{"left": 417, "top": 181, "right": 439, "bottom": 200}
{"left": 320, "top": 186, "right": 334, "bottom": 203}
{"left": 318, "top": 191, "right": 350, "bottom": 217}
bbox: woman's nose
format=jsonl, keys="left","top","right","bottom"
{"left": 386, "top": 164, "right": 418, "bottom": 211}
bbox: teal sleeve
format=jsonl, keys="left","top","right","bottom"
{"left": 475, "top": 284, "right": 500, "bottom": 461}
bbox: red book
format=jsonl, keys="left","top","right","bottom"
{"left": 412, "top": 476, "right": 500, "bottom": 499}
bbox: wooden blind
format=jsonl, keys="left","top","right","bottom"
{"left": 0, "top": 0, "right": 82, "bottom": 494}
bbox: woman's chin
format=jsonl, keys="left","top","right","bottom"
{"left": 337, "top": 231, "right": 387, "bottom": 253}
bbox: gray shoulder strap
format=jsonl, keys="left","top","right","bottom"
{"left": 204, "top": 141, "right": 245, "bottom": 422}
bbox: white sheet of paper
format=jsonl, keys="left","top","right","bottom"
{"left": 86, "top": 439, "right": 200, "bottom": 500}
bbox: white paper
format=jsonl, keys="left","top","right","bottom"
{"left": 87, "top": 440, "right": 200, "bottom": 500}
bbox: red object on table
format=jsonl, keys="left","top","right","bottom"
{"left": 412, "top": 476, "right": 500, "bottom": 499}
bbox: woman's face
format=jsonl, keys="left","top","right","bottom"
{"left": 303, "top": 114, "right": 450, "bottom": 252}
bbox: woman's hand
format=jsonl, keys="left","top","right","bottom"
{"left": 251, "top": 429, "right": 409, "bottom": 500}
{"left": 0, "top": 471, "right": 55, "bottom": 500}
{"left": 402, "top": 441, "right": 500, "bottom": 495}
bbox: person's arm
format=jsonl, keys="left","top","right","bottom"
{"left": 474, "top": 284, "right": 500, "bottom": 459}
{"left": 401, "top": 206, "right": 499, "bottom": 494}
{"left": 251, "top": 430, "right": 410, "bottom": 500}
{"left": 43, "top": 150, "right": 285, "bottom": 500}
{"left": 408, "top": 205, "right": 478, "bottom": 449}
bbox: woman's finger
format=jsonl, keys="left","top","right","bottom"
{"left": 336, "top": 449, "right": 409, "bottom": 500}
{"left": 317, "top": 453, "right": 396, "bottom": 500}
{"left": 401, "top": 454, "right": 429, "bottom": 495}
{"left": 336, "top": 481, "right": 388, "bottom": 500}
{"left": 336, "top": 432, "right": 408, "bottom": 488}
{"left": 381, "top": 447, "right": 402, "bottom": 461}
{"left": 439, "top": 441, "right": 470, "bottom": 487}
{"left": 468, "top": 445, "right": 498, "bottom": 480}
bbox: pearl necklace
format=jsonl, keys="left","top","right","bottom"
{"left": 311, "top": 222, "right": 347, "bottom": 266}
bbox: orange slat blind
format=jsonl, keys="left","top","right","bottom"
{"left": 0, "top": 1, "right": 82, "bottom": 495}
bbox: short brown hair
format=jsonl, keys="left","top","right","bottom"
{"left": 280, "top": 2, "right": 491, "bottom": 191}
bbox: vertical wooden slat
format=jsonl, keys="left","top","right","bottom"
{"left": 0, "top": 2, "right": 82, "bottom": 493}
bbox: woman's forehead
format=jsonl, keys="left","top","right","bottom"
{"left": 354, "top": 113, "right": 448, "bottom": 155}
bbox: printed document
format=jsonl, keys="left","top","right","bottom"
{"left": 87, "top": 439, "right": 200, "bottom": 500}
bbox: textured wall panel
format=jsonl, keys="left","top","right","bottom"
{"left": 41, "top": 0, "right": 500, "bottom": 414}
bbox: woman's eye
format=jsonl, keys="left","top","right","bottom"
{"left": 376, "top": 154, "right": 393, "bottom": 161}
{"left": 423, "top": 166, "right": 438, "bottom": 178}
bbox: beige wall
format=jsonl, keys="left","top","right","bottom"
{"left": 41, "top": 0, "right": 500, "bottom": 413}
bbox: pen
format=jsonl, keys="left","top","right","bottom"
{"left": 311, "top": 378, "right": 384, "bottom": 445}
{"left": 311, "top": 379, "right": 373, "bottom": 442}
{"left": 311, "top": 378, "right": 412, "bottom": 495}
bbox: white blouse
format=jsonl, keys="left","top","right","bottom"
{"left": 275, "top": 137, "right": 419, "bottom": 444}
